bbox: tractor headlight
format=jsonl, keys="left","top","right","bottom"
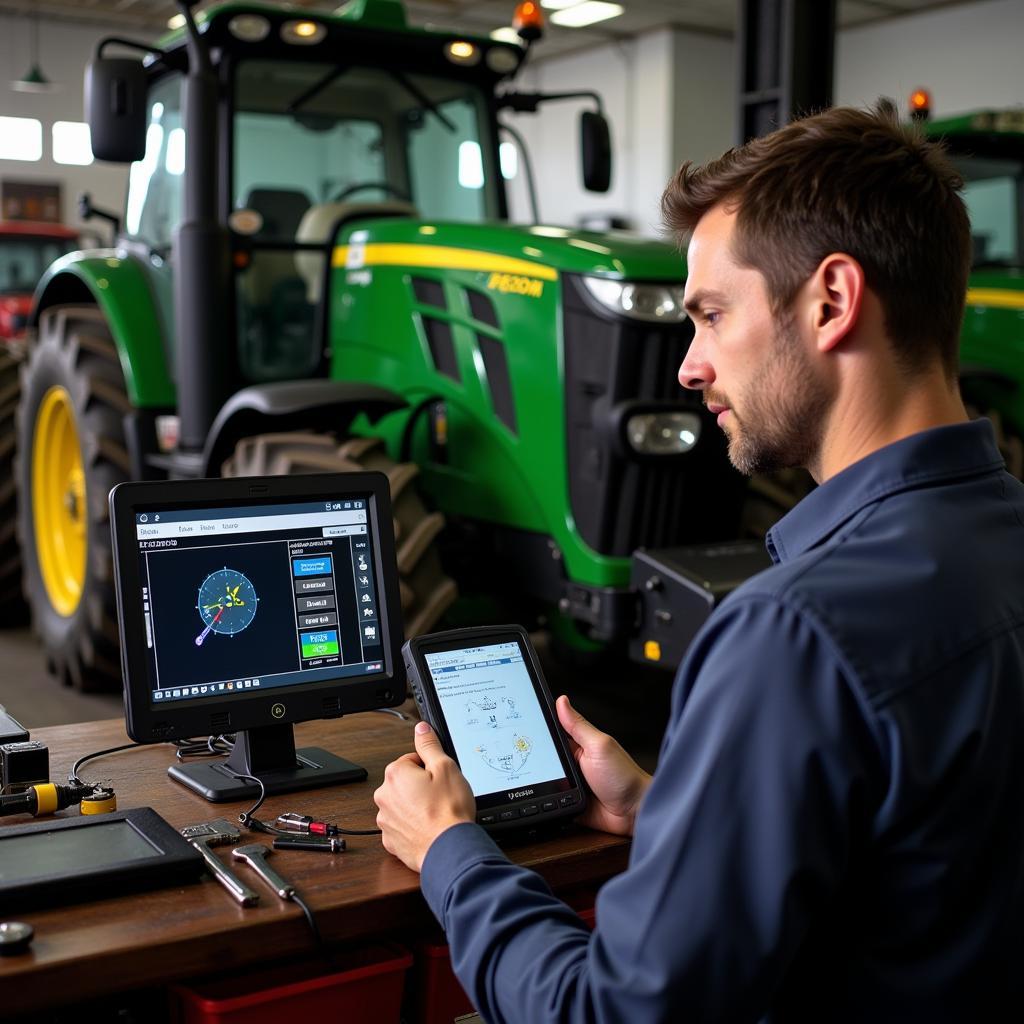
{"left": 583, "top": 277, "right": 688, "bottom": 322}
{"left": 626, "top": 412, "right": 701, "bottom": 455}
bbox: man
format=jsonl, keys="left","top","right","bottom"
{"left": 373, "top": 102, "right": 1024, "bottom": 1021}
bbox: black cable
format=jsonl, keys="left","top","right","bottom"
{"left": 399, "top": 394, "right": 445, "bottom": 462}
{"left": 69, "top": 742, "right": 143, "bottom": 786}
{"left": 290, "top": 891, "right": 325, "bottom": 951}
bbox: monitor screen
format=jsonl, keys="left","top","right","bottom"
{"left": 132, "top": 496, "right": 385, "bottom": 706}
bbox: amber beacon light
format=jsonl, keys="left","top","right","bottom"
{"left": 513, "top": 1, "right": 545, "bottom": 42}
{"left": 909, "top": 88, "right": 931, "bottom": 121}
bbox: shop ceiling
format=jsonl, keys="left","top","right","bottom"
{"left": 0, "top": 0, "right": 991, "bottom": 61}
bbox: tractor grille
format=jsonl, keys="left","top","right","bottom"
{"left": 561, "top": 274, "right": 747, "bottom": 557}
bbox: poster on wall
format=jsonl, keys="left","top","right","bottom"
{"left": 1, "top": 181, "right": 62, "bottom": 223}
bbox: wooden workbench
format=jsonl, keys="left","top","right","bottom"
{"left": 0, "top": 711, "right": 629, "bottom": 1014}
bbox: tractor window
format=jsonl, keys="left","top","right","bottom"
{"left": 954, "top": 153, "right": 1023, "bottom": 267}
{"left": 124, "top": 74, "right": 183, "bottom": 253}
{"left": 0, "top": 237, "right": 72, "bottom": 294}
{"left": 229, "top": 59, "right": 499, "bottom": 383}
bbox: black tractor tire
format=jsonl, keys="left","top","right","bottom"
{"left": 221, "top": 432, "right": 457, "bottom": 639}
{"left": 0, "top": 348, "right": 26, "bottom": 621}
{"left": 16, "top": 306, "right": 131, "bottom": 691}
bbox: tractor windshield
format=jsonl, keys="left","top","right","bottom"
{"left": 952, "top": 150, "right": 1024, "bottom": 269}
{"left": 0, "top": 234, "right": 75, "bottom": 296}
{"left": 228, "top": 58, "right": 500, "bottom": 382}
{"left": 232, "top": 59, "right": 500, "bottom": 227}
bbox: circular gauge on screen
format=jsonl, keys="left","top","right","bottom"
{"left": 194, "top": 568, "right": 258, "bottom": 646}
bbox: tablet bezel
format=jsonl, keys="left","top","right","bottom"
{"left": 405, "top": 625, "right": 587, "bottom": 822}
{"left": 0, "top": 806, "right": 204, "bottom": 912}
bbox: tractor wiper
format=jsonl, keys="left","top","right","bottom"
{"left": 287, "top": 63, "right": 351, "bottom": 115}
{"left": 389, "top": 69, "right": 456, "bottom": 133}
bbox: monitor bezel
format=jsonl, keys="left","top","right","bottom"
{"left": 110, "top": 472, "right": 406, "bottom": 744}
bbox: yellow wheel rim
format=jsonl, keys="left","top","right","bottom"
{"left": 32, "top": 386, "right": 87, "bottom": 617}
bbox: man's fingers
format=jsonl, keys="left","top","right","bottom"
{"left": 414, "top": 720, "right": 447, "bottom": 768}
{"left": 557, "top": 695, "right": 601, "bottom": 749}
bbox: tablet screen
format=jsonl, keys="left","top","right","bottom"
{"left": 423, "top": 640, "right": 572, "bottom": 805}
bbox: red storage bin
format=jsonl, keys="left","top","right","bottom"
{"left": 171, "top": 944, "right": 412, "bottom": 1024}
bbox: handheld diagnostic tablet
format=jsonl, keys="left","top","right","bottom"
{"left": 403, "top": 625, "right": 586, "bottom": 832}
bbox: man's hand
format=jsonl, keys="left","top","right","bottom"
{"left": 557, "top": 695, "right": 652, "bottom": 837}
{"left": 374, "top": 720, "right": 476, "bottom": 873}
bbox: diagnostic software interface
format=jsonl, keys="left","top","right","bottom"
{"left": 424, "top": 642, "right": 565, "bottom": 796}
{"left": 133, "top": 499, "right": 383, "bottom": 705}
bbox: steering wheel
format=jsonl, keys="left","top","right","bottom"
{"left": 330, "top": 181, "right": 410, "bottom": 203}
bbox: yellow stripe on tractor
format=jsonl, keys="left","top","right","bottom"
{"left": 333, "top": 243, "right": 558, "bottom": 281}
{"left": 966, "top": 288, "right": 1024, "bottom": 311}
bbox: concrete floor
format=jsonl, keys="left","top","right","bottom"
{"left": 0, "top": 626, "right": 673, "bottom": 771}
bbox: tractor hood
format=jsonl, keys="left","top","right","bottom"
{"left": 334, "top": 219, "right": 687, "bottom": 282}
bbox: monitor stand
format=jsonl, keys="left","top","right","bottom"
{"left": 168, "top": 723, "right": 367, "bottom": 803}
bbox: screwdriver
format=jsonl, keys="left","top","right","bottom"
{"left": 0, "top": 781, "right": 95, "bottom": 817}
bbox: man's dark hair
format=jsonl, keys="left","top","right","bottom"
{"left": 661, "top": 100, "right": 971, "bottom": 376}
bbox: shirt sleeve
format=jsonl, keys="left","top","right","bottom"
{"left": 420, "top": 595, "right": 886, "bottom": 1024}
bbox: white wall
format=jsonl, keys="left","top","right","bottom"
{"left": 0, "top": 14, "right": 152, "bottom": 230}
{"left": 508, "top": 0, "right": 1023, "bottom": 237}
{"left": 836, "top": 0, "right": 1024, "bottom": 115}
{"left": 503, "top": 26, "right": 734, "bottom": 237}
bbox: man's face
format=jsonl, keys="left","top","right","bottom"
{"left": 679, "top": 204, "right": 833, "bottom": 476}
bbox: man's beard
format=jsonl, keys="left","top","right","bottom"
{"left": 710, "top": 317, "right": 833, "bottom": 476}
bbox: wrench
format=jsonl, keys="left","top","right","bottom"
{"left": 232, "top": 843, "right": 296, "bottom": 900}
{"left": 181, "top": 818, "right": 260, "bottom": 907}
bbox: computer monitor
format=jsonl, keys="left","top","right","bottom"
{"left": 109, "top": 472, "right": 405, "bottom": 802}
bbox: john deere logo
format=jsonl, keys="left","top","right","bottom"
{"left": 271, "top": 703, "right": 286, "bottom": 719}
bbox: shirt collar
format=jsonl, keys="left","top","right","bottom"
{"left": 765, "top": 419, "right": 1005, "bottom": 563}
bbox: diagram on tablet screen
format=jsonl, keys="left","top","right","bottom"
{"left": 475, "top": 732, "right": 534, "bottom": 778}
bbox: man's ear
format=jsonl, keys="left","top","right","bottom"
{"left": 808, "top": 253, "right": 865, "bottom": 354}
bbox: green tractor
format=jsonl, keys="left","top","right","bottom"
{"left": 919, "top": 103, "right": 1024, "bottom": 474}
{"left": 13, "top": 0, "right": 747, "bottom": 690}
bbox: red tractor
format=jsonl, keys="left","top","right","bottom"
{"left": 0, "top": 222, "right": 79, "bottom": 345}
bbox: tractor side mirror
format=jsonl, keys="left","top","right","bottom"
{"left": 580, "top": 110, "right": 611, "bottom": 193}
{"left": 85, "top": 57, "right": 148, "bottom": 163}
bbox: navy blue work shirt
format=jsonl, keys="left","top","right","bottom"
{"left": 420, "top": 419, "right": 1024, "bottom": 1023}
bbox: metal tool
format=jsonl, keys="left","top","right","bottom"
{"left": 232, "top": 843, "right": 296, "bottom": 900}
{"left": 273, "top": 835, "right": 346, "bottom": 854}
{"left": 180, "top": 818, "right": 260, "bottom": 907}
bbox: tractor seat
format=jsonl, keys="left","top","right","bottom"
{"left": 296, "top": 200, "right": 418, "bottom": 303}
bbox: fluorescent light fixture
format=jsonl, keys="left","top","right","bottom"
{"left": 0, "top": 116, "right": 42, "bottom": 161}
{"left": 167, "top": 13, "right": 186, "bottom": 29}
{"left": 489, "top": 26, "right": 522, "bottom": 44}
{"left": 540, "top": 0, "right": 581, "bottom": 8}
{"left": 499, "top": 141, "right": 518, "bottom": 180}
{"left": 52, "top": 121, "right": 94, "bottom": 166}
{"left": 458, "top": 141, "right": 484, "bottom": 190}
{"left": 550, "top": 1, "right": 623, "bottom": 27}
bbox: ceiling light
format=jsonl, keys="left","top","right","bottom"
{"left": 550, "top": 1, "right": 623, "bottom": 28}
{"left": 167, "top": 13, "right": 186, "bottom": 30}
{"left": 11, "top": 13, "right": 55, "bottom": 93}
{"left": 541, "top": 0, "right": 582, "bottom": 8}
{"left": 490, "top": 27, "right": 522, "bottom": 44}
